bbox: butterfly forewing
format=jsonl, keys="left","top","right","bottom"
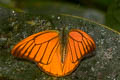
{"left": 62, "top": 29, "right": 96, "bottom": 75}
{"left": 11, "top": 30, "right": 59, "bottom": 65}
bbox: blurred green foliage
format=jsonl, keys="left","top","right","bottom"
{"left": 0, "top": 0, "right": 119, "bottom": 31}
{"left": 106, "top": 0, "right": 120, "bottom": 32}
{"left": 0, "top": 0, "right": 114, "bottom": 11}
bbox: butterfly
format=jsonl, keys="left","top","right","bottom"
{"left": 11, "top": 29, "right": 96, "bottom": 77}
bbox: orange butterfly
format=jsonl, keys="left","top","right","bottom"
{"left": 11, "top": 29, "right": 96, "bottom": 77}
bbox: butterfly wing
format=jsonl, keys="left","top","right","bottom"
{"left": 11, "top": 30, "right": 64, "bottom": 76}
{"left": 11, "top": 30, "right": 60, "bottom": 65}
{"left": 63, "top": 29, "right": 96, "bottom": 75}
{"left": 11, "top": 29, "right": 96, "bottom": 77}
{"left": 37, "top": 41, "right": 63, "bottom": 76}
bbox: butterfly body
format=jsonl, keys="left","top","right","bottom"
{"left": 11, "top": 29, "right": 96, "bottom": 77}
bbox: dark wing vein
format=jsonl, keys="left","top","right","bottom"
{"left": 68, "top": 39, "right": 74, "bottom": 63}
{"left": 21, "top": 41, "right": 34, "bottom": 57}
{"left": 13, "top": 40, "right": 32, "bottom": 56}
{"left": 82, "top": 34, "right": 95, "bottom": 50}
{"left": 78, "top": 42, "right": 83, "bottom": 57}
{"left": 82, "top": 38, "right": 89, "bottom": 54}
{"left": 85, "top": 38, "right": 93, "bottom": 51}
{"left": 81, "top": 41, "right": 87, "bottom": 55}
{"left": 46, "top": 40, "right": 59, "bottom": 64}
{"left": 39, "top": 42, "right": 49, "bottom": 63}
{"left": 88, "top": 39, "right": 95, "bottom": 50}
{"left": 27, "top": 44, "right": 36, "bottom": 58}
{"left": 38, "top": 39, "right": 59, "bottom": 65}
{"left": 73, "top": 40, "right": 79, "bottom": 61}
{"left": 12, "top": 44, "right": 22, "bottom": 56}
{"left": 32, "top": 44, "right": 42, "bottom": 60}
